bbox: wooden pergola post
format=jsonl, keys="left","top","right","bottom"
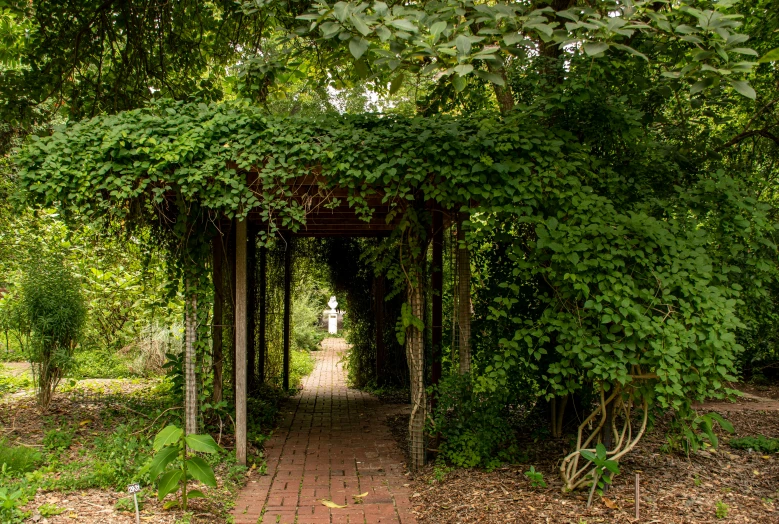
{"left": 457, "top": 212, "right": 471, "bottom": 374}
{"left": 282, "top": 237, "right": 292, "bottom": 391}
{"left": 235, "top": 218, "right": 248, "bottom": 466}
{"left": 184, "top": 283, "right": 198, "bottom": 435}
{"left": 431, "top": 208, "right": 443, "bottom": 400}
{"left": 407, "top": 276, "right": 426, "bottom": 469}
{"left": 228, "top": 224, "right": 237, "bottom": 399}
{"left": 211, "top": 233, "right": 224, "bottom": 404}
{"left": 258, "top": 246, "right": 267, "bottom": 385}
{"left": 247, "top": 227, "right": 257, "bottom": 394}
{"left": 374, "top": 275, "right": 385, "bottom": 386}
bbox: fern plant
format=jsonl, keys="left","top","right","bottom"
{"left": 149, "top": 425, "right": 220, "bottom": 510}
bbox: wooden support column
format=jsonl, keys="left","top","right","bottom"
{"left": 457, "top": 213, "right": 472, "bottom": 375}
{"left": 235, "top": 219, "right": 248, "bottom": 466}
{"left": 282, "top": 238, "right": 292, "bottom": 391}
{"left": 247, "top": 228, "right": 257, "bottom": 394}
{"left": 374, "top": 275, "right": 385, "bottom": 386}
{"left": 407, "top": 277, "right": 426, "bottom": 469}
{"left": 211, "top": 233, "right": 224, "bottom": 404}
{"left": 228, "top": 224, "right": 237, "bottom": 399}
{"left": 431, "top": 209, "right": 443, "bottom": 398}
{"left": 184, "top": 284, "right": 198, "bottom": 435}
{"left": 258, "top": 246, "right": 267, "bottom": 385}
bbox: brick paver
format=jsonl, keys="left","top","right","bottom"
{"left": 234, "top": 338, "right": 416, "bottom": 524}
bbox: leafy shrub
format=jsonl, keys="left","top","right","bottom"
{"left": 290, "top": 349, "right": 314, "bottom": 388}
{"left": 149, "top": 425, "right": 220, "bottom": 510}
{"left": 0, "top": 369, "right": 30, "bottom": 396}
{"left": 43, "top": 428, "right": 74, "bottom": 451}
{"left": 292, "top": 289, "right": 326, "bottom": 352}
{"left": 20, "top": 255, "right": 86, "bottom": 408}
{"left": 68, "top": 350, "right": 133, "bottom": 379}
{"left": 0, "top": 487, "right": 28, "bottom": 523}
{"left": 429, "top": 374, "right": 517, "bottom": 469}
{"left": 0, "top": 441, "right": 42, "bottom": 474}
{"left": 729, "top": 435, "right": 779, "bottom": 453}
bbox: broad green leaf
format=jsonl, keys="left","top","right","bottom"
{"left": 149, "top": 446, "right": 179, "bottom": 480}
{"left": 153, "top": 425, "right": 183, "bottom": 451}
{"left": 349, "top": 38, "right": 369, "bottom": 60}
{"left": 583, "top": 42, "right": 609, "bottom": 56}
{"left": 157, "top": 469, "right": 183, "bottom": 500}
{"left": 186, "top": 457, "right": 217, "bottom": 487}
{"left": 389, "top": 72, "right": 404, "bottom": 94}
{"left": 580, "top": 449, "right": 596, "bottom": 462}
{"left": 333, "top": 2, "right": 349, "bottom": 22}
{"left": 730, "top": 48, "right": 758, "bottom": 56}
{"left": 375, "top": 25, "right": 391, "bottom": 42}
{"left": 351, "top": 15, "right": 371, "bottom": 36}
{"left": 596, "top": 443, "right": 607, "bottom": 460}
{"left": 475, "top": 70, "right": 505, "bottom": 86}
{"left": 431, "top": 21, "right": 447, "bottom": 37}
{"left": 503, "top": 33, "right": 523, "bottom": 46}
{"left": 729, "top": 79, "right": 756, "bottom": 99}
{"left": 690, "top": 79, "right": 707, "bottom": 95}
{"left": 758, "top": 47, "right": 779, "bottom": 63}
{"left": 708, "top": 412, "right": 735, "bottom": 434}
{"left": 388, "top": 19, "right": 416, "bottom": 32}
{"left": 185, "top": 434, "right": 220, "bottom": 454}
{"left": 187, "top": 489, "right": 206, "bottom": 499}
{"left": 453, "top": 72, "right": 467, "bottom": 91}
{"left": 454, "top": 64, "right": 474, "bottom": 76}
{"left": 455, "top": 35, "right": 472, "bottom": 55}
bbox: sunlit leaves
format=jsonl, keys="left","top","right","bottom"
{"left": 759, "top": 48, "right": 779, "bottom": 63}
{"left": 295, "top": 0, "right": 758, "bottom": 99}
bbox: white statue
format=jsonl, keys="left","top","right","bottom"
{"left": 328, "top": 296, "right": 338, "bottom": 334}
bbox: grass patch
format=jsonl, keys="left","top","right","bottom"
{"left": 0, "top": 441, "right": 42, "bottom": 475}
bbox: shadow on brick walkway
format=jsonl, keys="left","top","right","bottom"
{"left": 233, "top": 338, "right": 416, "bottom": 524}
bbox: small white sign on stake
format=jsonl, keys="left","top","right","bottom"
{"left": 127, "top": 483, "right": 141, "bottom": 524}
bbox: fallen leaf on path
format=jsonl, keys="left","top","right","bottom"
{"left": 602, "top": 497, "right": 618, "bottom": 509}
{"left": 354, "top": 492, "right": 369, "bottom": 498}
{"left": 320, "top": 499, "right": 347, "bottom": 509}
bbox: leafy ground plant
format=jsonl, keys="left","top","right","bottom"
{"left": 0, "top": 442, "right": 42, "bottom": 474}
{"left": 580, "top": 443, "right": 620, "bottom": 508}
{"left": 524, "top": 466, "right": 546, "bottom": 489}
{"left": 149, "top": 425, "right": 221, "bottom": 510}
{"left": 729, "top": 435, "right": 779, "bottom": 453}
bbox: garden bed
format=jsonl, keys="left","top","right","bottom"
{"left": 0, "top": 378, "right": 253, "bottom": 523}
{"left": 399, "top": 394, "right": 779, "bottom": 523}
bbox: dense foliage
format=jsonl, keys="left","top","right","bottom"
{"left": 5, "top": 0, "right": 779, "bottom": 492}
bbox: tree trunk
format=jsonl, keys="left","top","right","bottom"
{"left": 407, "top": 277, "right": 426, "bottom": 469}
{"left": 457, "top": 214, "right": 472, "bottom": 375}
{"left": 184, "top": 283, "right": 198, "bottom": 435}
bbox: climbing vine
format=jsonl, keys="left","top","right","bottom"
{"left": 17, "top": 98, "right": 776, "bottom": 473}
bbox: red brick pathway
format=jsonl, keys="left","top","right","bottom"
{"left": 233, "top": 338, "right": 416, "bottom": 524}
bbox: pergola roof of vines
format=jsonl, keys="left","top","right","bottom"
{"left": 18, "top": 99, "right": 590, "bottom": 242}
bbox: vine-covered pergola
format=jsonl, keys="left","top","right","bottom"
{"left": 19, "top": 98, "right": 737, "bottom": 480}
{"left": 215, "top": 177, "right": 469, "bottom": 469}
{"left": 20, "top": 100, "right": 571, "bottom": 469}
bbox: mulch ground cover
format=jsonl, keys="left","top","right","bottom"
{"left": 396, "top": 393, "right": 779, "bottom": 523}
